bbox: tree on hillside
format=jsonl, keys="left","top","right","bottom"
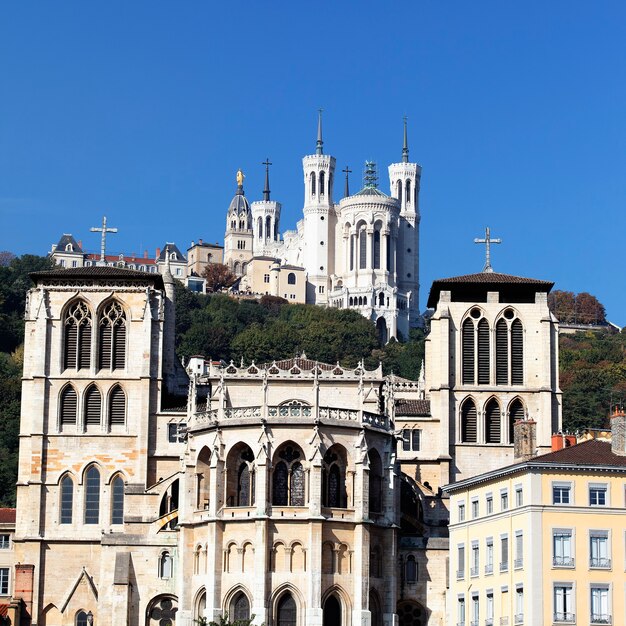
{"left": 203, "top": 263, "right": 237, "bottom": 292}
{"left": 548, "top": 290, "right": 607, "bottom": 325}
{"left": 0, "top": 251, "right": 15, "bottom": 267}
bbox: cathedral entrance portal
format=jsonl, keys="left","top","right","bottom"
{"left": 323, "top": 595, "right": 342, "bottom": 626}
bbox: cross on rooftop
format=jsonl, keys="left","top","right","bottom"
{"left": 342, "top": 165, "right": 352, "bottom": 198}
{"left": 90, "top": 216, "right": 118, "bottom": 264}
{"left": 474, "top": 226, "right": 501, "bottom": 273}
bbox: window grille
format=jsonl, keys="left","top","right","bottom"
{"left": 485, "top": 399, "right": 501, "bottom": 443}
{"left": 496, "top": 319, "right": 508, "bottom": 384}
{"left": 477, "top": 318, "right": 490, "bottom": 384}
{"left": 461, "top": 400, "right": 477, "bottom": 443}
{"left": 60, "top": 386, "right": 78, "bottom": 425}
{"left": 109, "top": 386, "right": 126, "bottom": 426}
{"left": 462, "top": 319, "right": 474, "bottom": 384}
{"left": 98, "top": 301, "right": 126, "bottom": 370}
{"left": 84, "top": 385, "right": 101, "bottom": 426}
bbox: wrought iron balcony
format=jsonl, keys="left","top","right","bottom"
{"left": 589, "top": 557, "right": 611, "bottom": 569}
{"left": 553, "top": 556, "right": 575, "bottom": 567}
{"left": 553, "top": 613, "right": 575, "bottom": 623}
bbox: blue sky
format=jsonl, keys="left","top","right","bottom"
{"left": 1, "top": 2, "right": 625, "bottom": 324}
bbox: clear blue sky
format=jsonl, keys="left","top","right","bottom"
{"left": 1, "top": 2, "right": 625, "bottom": 324}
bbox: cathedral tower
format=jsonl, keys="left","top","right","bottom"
{"left": 302, "top": 111, "right": 336, "bottom": 304}
{"left": 388, "top": 119, "right": 421, "bottom": 327}
{"left": 224, "top": 169, "right": 254, "bottom": 277}
{"left": 250, "top": 159, "right": 282, "bottom": 256}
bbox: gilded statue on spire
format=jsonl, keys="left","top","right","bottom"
{"left": 236, "top": 168, "right": 245, "bottom": 187}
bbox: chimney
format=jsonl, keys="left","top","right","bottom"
{"left": 610, "top": 405, "right": 626, "bottom": 456}
{"left": 514, "top": 419, "right": 537, "bottom": 462}
{"left": 551, "top": 433, "right": 577, "bottom": 451}
{"left": 78, "top": 240, "right": 82, "bottom": 249}
{"left": 156, "top": 247, "right": 161, "bottom": 260}
{"left": 199, "top": 238, "right": 203, "bottom": 245}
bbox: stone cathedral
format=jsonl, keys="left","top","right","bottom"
{"left": 8, "top": 126, "right": 563, "bottom": 626}
{"left": 223, "top": 115, "right": 421, "bottom": 342}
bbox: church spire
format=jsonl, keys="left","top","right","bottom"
{"left": 316, "top": 109, "right": 324, "bottom": 155}
{"left": 342, "top": 165, "right": 352, "bottom": 198}
{"left": 262, "top": 158, "right": 272, "bottom": 201}
{"left": 402, "top": 116, "right": 409, "bottom": 163}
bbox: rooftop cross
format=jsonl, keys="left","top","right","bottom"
{"left": 342, "top": 165, "right": 352, "bottom": 198}
{"left": 474, "top": 227, "right": 502, "bottom": 273}
{"left": 262, "top": 158, "right": 272, "bottom": 201}
{"left": 90, "top": 216, "right": 118, "bottom": 264}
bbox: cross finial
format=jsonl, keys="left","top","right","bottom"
{"left": 474, "top": 227, "right": 502, "bottom": 273}
{"left": 402, "top": 115, "right": 409, "bottom": 163}
{"left": 90, "top": 216, "right": 118, "bottom": 264}
{"left": 262, "top": 158, "right": 272, "bottom": 201}
{"left": 316, "top": 108, "right": 324, "bottom": 155}
{"left": 342, "top": 165, "right": 352, "bottom": 198}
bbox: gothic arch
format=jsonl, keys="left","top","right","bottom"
{"left": 97, "top": 298, "right": 127, "bottom": 371}
{"left": 62, "top": 299, "right": 93, "bottom": 371}
{"left": 484, "top": 396, "right": 502, "bottom": 444}
{"left": 194, "top": 587, "right": 207, "bottom": 623}
{"left": 322, "top": 444, "right": 348, "bottom": 508}
{"left": 224, "top": 586, "right": 253, "bottom": 622}
{"left": 195, "top": 446, "right": 211, "bottom": 509}
{"left": 146, "top": 594, "right": 178, "bottom": 626}
{"left": 272, "top": 441, "right": 306, "bottom": 506}
{"left": 226, "top": 442, "right": 255, "bottom": 507}
{"left": 460, "top": 396, "right": 478, "bottom": 443}
{"left": 83, "top": 383, "right": 102, "bottom": 431}
{"left": 107, "top": 384, "right": 126, "bottom": 428}
{"left": 367, "top": 449, "right": 383, "bottom": 514}
{"left": 507, "top": 397, "right": 526, "bottom": 443}
{"left": 270, "top": 584, "right": 305, "bottom": 626}
{"left": 59, "top": 383, "right": 78, "bottom": 428}
{"left": 322, "top": 587, "right": 351, "bottom": 626}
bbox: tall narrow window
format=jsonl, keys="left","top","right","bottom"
{"left": 257, "top": 217, "right": 263, "bottom": 239}
{"left": 373, "top": 230, "right": 381, "bottom": 269}
{"left": 509, "top": 399, "right": 525, "bottom": 443}
{"left": 319, "top": 170, "right": 325, "bottom": 196}
{"left": 496, "top": 319, "right": 509, "bottom": 384}
{"left": 98, "top": 301, "right": 126, "bottom": 370}
{"left": 485, "top": 399, "right": 501, "bottom": 443}
{"left": 111, "top": 476, "right": 124, "bottom": 524}
{"left": 84, "top": 385, "right": 102, "bottom": 428}
{"left": 291, "top": 462, "right": 305, "bottom": 506}
{"left": 477, "top": 318, "right": 490, "bottom": 384}
{"left": 462, "top": 319, "right": 474, "bottom": 384}
{"left": 396, "top": 180, "right": 402, "bottom": 200}
{"left": 108, "top": 385, "right": 126, "bottom": 427}
{"left": 405, "top": 179, "right": 411, "bottom": 203}
{"left": 238, "top": 464, "right": 251, "bottom": 506}
{"left": 64, "top": 301, "right": 92, "bottom": 370}
{"left": 277, "top": 594, "right": 297, "bottom": 626}
{"left": 406, "top": 555, "right": 417, "bottom": 582}
{"left": 350, "top": 235, "right": 355, "bottom": 271}
{"left": 359, "top": 228, "right": 367, "bottom": 269}
{"left": 368, "top": 450, "right": 383, "bottom": 514}
{"left": 75, "top": 611, "right": 89, "bottom": 626}
{"left": 60, "top": 475, "right": 74, "bottom": 524}
{"left": 60, "top": 385, "right": 78, "bottom": 426}
{"left": 461, "top": 399, "right": 477, "bottom": 443}
{"left": 266, "top": 216, "right": 271, "bottom": 241}
{"left": 233, "top": 593, "right": 250, "bottom": 622}
{"left": 511, "top": 319, "right": 523, "bottom": 384}
{"left": 311, "top": 172, "right": 316, "bottom": 197}
{"left": 160, "top": 551, "right": 172, "bottom": 578}
{"left": 273, "top": 462, "right": 288, "bottom": 506}
{"left": 84, "top": 466, "right": 100, "bottom": 524}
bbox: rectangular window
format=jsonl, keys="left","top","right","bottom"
{"left": 553, "top": 530, "right": 574, "bottom": 567}
{"left": 553, "top": 483, "right": 571, "bottom": 505}
{"left": 471, "top": 542, "right": 479, "bottom": 577}
{"left": 167, "top": 423, "right": 187, "bottom": 443}
{"left": 501, "top": 490, "right": 508, "bottom": 511}
{"left": 411, "top": 429, "right": 421, "bottom": 451}
{"left": 485, "top": 538, "right": 494, "bottom": 574}
{"left": 589, "top": 484, "right": 607, "bottom": 506}
{"left": 318, "top": 285, "right": 325, "bottom": 294}
{"left": 458, "top": 503, "right": 465, "bottom": 522}
{"left": 554, "top": 585, "right": 574, "bottom": 623}
{"left": 457, "top": 597, "right": 465, "bottom": 626}
{"left": 514, "top": 586, "right": 524, "bottom": 624}
{"left": 471, "top": 594, "right": 479, "bottom": 626}
{"left": 401, "top": 429, "right": 421, "bottom": 452}
{"left": 0, "top": 535, "right": 9, "bottom": 549}
{"left": 457, "top": 544, "right": 465, "bottom": 580}
{"left": 0, "top": 568, "right": 8, "bottom": 595}
{"left": 515, "top": 486, "right": 523, "bottom": 507}
{"left": 590, "top": 585, "right": 610, "bottom": 624}
{"left": 471, "top": 499, "right": 479, "bottom": 519}
{"left": 590, "top": 532, "right": 610, "bottom": 569}
{"left": 500, "top": 535, "right": 509, "bottom": 572}
{"left": 514, "top": 532, "right": 523, "bottom": 568}
{"left": 264, "top": 274, "right": 270, "bottom": 283}
{"left": 486, "top": 494, "right": 493, "bottom": 514}
{"left": 486, "top": 592, "right": 494, "bottom": 625}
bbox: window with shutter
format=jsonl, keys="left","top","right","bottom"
{"left": 462, "top": 319, "right": 475, "bottom": 384}
{"left": 485, "top": 398, "right": 501, "bottom": 443}
{"left": 509, "top": 399, "right": 525, "bottom": 443}
{"left": 496, "top": 318, "right": 509, "bottom": 384}
{"left": 477, "top": 318, "right": 490, "bottom": 384}
{"left": 99, "top": 301, "right": 126, "bottom": 371}
{"left": 109, "top": 385, "right": 126, "bottom": 426}
{"left": 64, "top": 301, "right": 92, "bottom": 370}
{"left": 511, "top": 319, "right": 524, "bottom": 384}
{"left": 60, "top": 386, "right": 77, "bottom": 426}
{"left": 461, "top": 399, "right": 477, "bottom": 443}
{"left": 84, "top": 385, "right": 101, "bottom": 427}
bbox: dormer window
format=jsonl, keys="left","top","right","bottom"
{"left": 170, "top": 252, "right": 177, "bottom": 261}
{"left": 65, "top": 243, "right": 73, "bottom": 252}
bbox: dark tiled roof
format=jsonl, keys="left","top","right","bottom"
{"left": 432, "top": 272, "right": 553, "bottom": 286}
{"left": 531, "top": 438, "right": 626, "bottom": 467}
{"left": 157, "top": 243, "right": 187, "bottom": 262}
{"left": 396, "top": 399, "right": 431, "bottom": 416}
{"left": 0, "top": 508, "right": 16, "bottom": 524}
{"left": 55, "top": 234, "right": 83, "bottom": 253}
{"left": 353, "top": 187, "right": 390, "bottom": 198}
{"left": 30, "top": 266, "right": 165, "bottom": 289}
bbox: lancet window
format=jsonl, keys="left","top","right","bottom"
{"left": 64, "top": 300, "right": 92, "bottom": 370}
{"left": 98, "top": 301, "right": 126, "bottom": 370}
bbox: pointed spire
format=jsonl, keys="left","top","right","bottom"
{"left": 342, "top": 165, "right": 352, "bottom": 198}
{"left": 402, "top": 116, "right": 409, "bottom": 163}
{"left": 316, "top": 109, "right": 324, "bottom": 155}
{"left": 262, "top": 158, "right": 272, "bottom": 201}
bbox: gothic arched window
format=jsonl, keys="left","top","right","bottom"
{"left": 257, "top": 217, "right": 263, "bottom": 239}
{"left": 98, "top": 301, "right": 126, "bottom": 371}
{"left": 288, "top": 272, "right": 296, "bottom": 285}
{"left": 319, "top": 170, "right": 325, "bottom": 196}
{"left": 462, "top": 309, "right": 490, "bottom": 385}
{"left": 108, "top": 385, "right": 126, "bottom": 427}
{"left": 396, "top": 179, "right": 402, "bottom": 200}
{"left": 511, "top": 319, "right": 524, "bottom": 385}
{"left": 159, "top": 551, "right": 172, "bottom": 578}
{"left": 75, "top": 611, "right": 89, "bottom": 626}
{"left": 60, "top": 475, "right": 73, "bottom": 524}
{"left": 368, "top": 450, "right": 383, "bottom": 514}
{"left": 272, "top": 445, "right": 305, "bottom": 506}
{"left": 60, "top": 385, "right": 78, "bottom": 427}
{"left": 509, "top": 399, "right": 526, "bottom": 444}
{"left": 359, "top": 228, "right": 367, "bottom": 269}
{"left": 84, "top": 384, "right": 102, "bottom": 429}
{"left": 373, "top": 229, "right": 381, "bottom": 269}
{"left": 405, "top": 179, "right": 411, "bottom": 204}
{"left": 477, "top": 318, "right": 490, "bottom": 384}
{"left": 485, "top": 398, "right": 501, "bottom": 443}
{"left": 232, "top": 593, "right": 250, "bottom": 622}
{"left": 322, "top": 448, "right": 347, "bottom": 508}
{"left": 406, "top": 555, "right": 417, "bottom": 582}
{"left": 462, "top": 318, "right": 475, "bottom": 384}
{"left": 84, "top": 466, "right": 100, "bottom": 524}
{"left": 277, "top": 594, "right": 297, "bottom": 626}
{"left": 111, "top": 475, "right": 124, "bottom": 524}
{"left": 266, "top": 216, "right": 271, "bottom": 240}
{"left": 311, "top": 172, "right": 316, "bottom": 197}
{"left": 496, "top": 310, "right": 524, "bottom": 386}
{"left": 461, "top": 398, "right": 478, "bottom": 443}
{"left": 64, "top": 300, "right": 92, "bottom": 370}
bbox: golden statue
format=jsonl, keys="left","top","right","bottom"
{"left": 236, "top": 169, "right": 245, "bottom": 187}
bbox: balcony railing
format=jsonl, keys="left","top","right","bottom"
{"left": 470, "top": 566, "right": 479, "bottom": 577}
{"left": 553, "top": 613, "right": 575, "bottom": 623}
{"left": 590, "top": 615, "right": 611, "bottom": 624}
{"left": 485, "top": 563, "right": 493, "bottom": 574}
{"left": 514, "top": 558, "right": 523, "bottom": 568}
{"left": 456, "top": 570, "right": 464, "bottom": 580}
{"left": 500, "top": 562, "right": 508, "bottom": 572}
{"left": 514, "top": 614, "right": 524, "bottom": 625}
{"left": 590, "top": 557, "right": 611, "bottom": 569}
{"left": 553, "top": 556, "right": 575, "bottom": 567}
{"left": 499, "top": 618, "right": 509, "bottom": 625}
{"left": 486, "top": 620, "right": 494, "bottom": 626}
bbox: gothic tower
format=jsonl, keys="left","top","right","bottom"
{"left": 224, "top": 169, "right": 254, "bottom": 277}
{"left": 388, "top": 119, "right": 421, "bottom": 328}
{"left": 302, "top": 111, "right": 336, "bottom": 304}
{"left": 250, "top": 159, "right": 282, "bottom": 257}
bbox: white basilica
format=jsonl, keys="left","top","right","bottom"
{"left": 224, "top": 115, "right": 421, "bottom": 341}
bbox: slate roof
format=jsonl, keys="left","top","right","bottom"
{"left": 353, "top": 186, "right": 390, "bottom": 198}
{"left": 30, "top": 266, "right": 165, "bottom": 289}
{"left": 54, "top": 234, "right": 83, "bottom": 254}
{"left": 157, "top": 243, "right": 187, "bottom": 263}
{"left": 0, "top": 508, "right": 16, "bottom": 524}
{"left": 395, "top": 399, "right": 431, "bottom": 416}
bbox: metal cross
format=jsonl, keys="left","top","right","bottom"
{"left": 262, "top": 158, "right": 272, "bottom": 169}
{"left": 342, "top": 165, "right": 352, "bottom": 197}
{"left": 90, "top": 216, "right": 118, "bottom": 264}
{"left": 474, "top": 226, "right": 501, "bottom": 273}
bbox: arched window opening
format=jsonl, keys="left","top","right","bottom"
{"left": 159, "top": 479, "right": 179, "bottom": 530}
{"left": 288, "top": 272, "right": 296, "bottom": 285}
{"left": 477, "top": 318, "right": 490, "bottom": 384}
{"left": 373, "top": 229, "right": 381, "bottom": 269}
{"left": 405, "top": 179, "right": 412, "bottom": 204}
{"left": 84, "top": 385, "right": 101, "bottom": 429}
{"left": 277, "top": 594, "right": 297, "bottom": 626}
{"left": 511, "top": 319, "right": 524, "bottom": 384}
{"left": 509, "top": 399, "right": 525, "bottom": 444}
{"left": 98, "top": 301, "right": 126, "bottom": 371}
{"left": 322, "top": 448, "right": 347, "bottom": 508}
{"left": 148, "top": 597, "right": 178, "bottom": 626}
{"left": 496, "top": 318, "right": 509, "bottom": 385}
{"left": 226, "top": 444, "right": 254, "bottom": 507}
{"left": 406, "top": 555, "right": 418, "bottom": 582}
{"left": 462, "top": 319, "right": 474, "bottom": 384}
{"left": 319, "top": 170, "right": 326, "bottom": 196}
{"left": 266, "top": 216, "right": 271, "bottom": 241}
{"left": 238, "top": 464, "right": 251, "bottom": 506}
{"left": 368, "top": 450, "right": 383, "bottom": 514}
{"left": 272, "top": 444, "right": 305, "bottom": 506}
{"left": 232, "top": 593, "right": 250, "bottom": 622}
{"left": 60, "top": 475, "right": 73, "bottom": 524}
{"left": 76, "top": 611, "right": 89, "bottom": 626}
{"left": 378, "top": 292, "right": 385, "bottom": 306}
{"left": 196, "top": 590, "right": 207, "bottom": 622}
{"left": 311, "top": 172, "right": 316, "bottom": 197}
{"left": 159, "top": 551, "right": 172, "bottom": 579}
{"left": 60, "top": 385, "right": 78, "bottom": 427}
{"left": 370, "top": 593, "right": 382, "bottom": 626}
{"left": 111, "top": 475, "right": 124, "bottom": 524}
{"left": 84, "top": 466, "right": 100, "bottom": 524}
{"left": 108, "top": 385, "right": 126, "bottom": 427}
{"left": 396, "top": 179, "right": 402, "bottom": 200}
{"left": 323, "top": 595, "right": 341, "bottom": 626}
{"left": 196, "top": 447, "right": 211, "bottom": 509}
{"left": 350, "top": 234, "right": 355, "bottom": 271}
{"left": 461, "top": 399, "right": 478, "bottom": 443}
{"left": 485, "top": 399, "right": 501, "bottom": 444}
{"left": 363, "top": 296, "right": 368, "bottom": 306}
{"left": 64, "top": 301, "right": 92, "bottom": 370}
{"left": 257, "top": 217, "right": 263, "bottom": 239}
{"left": 359, "top": 228, "right": 367, "bottom": 269}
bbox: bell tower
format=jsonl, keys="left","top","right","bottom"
{"left": 224, "top": 169, "right": 254, "bottom": 277}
